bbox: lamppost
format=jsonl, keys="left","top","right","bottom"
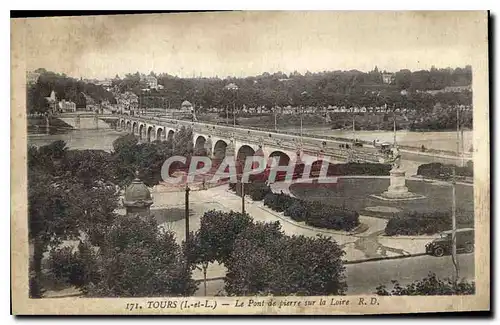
{"left": 300, "top": 91, "right": 308, "bottom": 143}
{"left": 225, "top": 83, "right": 239, "bottom": 126}
{"left": 392, "top": 104, "right": 397, "bottom": 146}
{"left": 450, "top": 105, "right": 461, "bottom": 283}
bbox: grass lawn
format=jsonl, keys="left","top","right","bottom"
{"left": 290, "top": 178, "right": 474, "bottom": 218}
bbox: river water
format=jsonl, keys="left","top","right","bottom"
{"left": 28, "top": 128, "right": 127, "bottom": 152}
{"left": 282, "top": 126, "right": 473, "bottom": 153}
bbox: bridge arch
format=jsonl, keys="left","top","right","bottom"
{"left": 147, "top": 126, "right": 154, "bottom": 142}
{"left": 139, "top": 124, "right": 144, "bottom": 140}
{"left": 268, "top": 150, "right": 291, "bottom": 167}
{"left": 120, "top": 120, "right": 125, "bottom": 130}
{"left": 194, "top": 135, "right": 207, "bottom": 155}
{"left": 236, "top": 145, "right": 256, "bottom": 168}
{"left": 156, "top": 127, "right": 164, "bottom": 141}
{"left": 167, "top": 129, "right": 175, "bottom": 142}
{"left": 132, "top": 122, "right": 138, "bottom": 135}
{"left": 126, "top": 121, "right": 131, "bottom": 132}
{"left": 213, "top": 140, "right": 228, "bottom": 160}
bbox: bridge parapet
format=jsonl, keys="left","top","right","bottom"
{"left": 119, "top": 115, "right": 387, "bottom": 163}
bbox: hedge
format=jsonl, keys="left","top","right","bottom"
{"left": 385, "top": 211, "right": 474, "bottom": 236}
{"left": 284, "top": 201, "right": 308, "bottom": 222}
{"left": 417, "top": 162, "right": 473, "bottom": 181}
{"left": 229, "top": 181, "right": 272, "bottom": 201}
{"left": 305, "top": 162, "right": 391, "bottom": 178}
{"left": 264, "top": 192, "right": 359, "bottom": 231}
{"left": 326, "top": 162, "right": 392, "bottom": 176}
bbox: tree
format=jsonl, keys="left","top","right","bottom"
{"left": 85, "top": 215, "right": 197, "bottom": 297}
{"left": 28, "top": 169, "right": 79, "bottom": 298}
{"left": 61, "top": 150, "right": 115, "bottom": 188}
{"left": 375, "top": 273, "right": 475, "bottom": 295}
{"left": 195, "top": 210, "right": 253, "bottom": 265}
{"left": 183, "top": 231, "right": 215, "bottom": 296}
{"left": 28, "top": 141, "right": 119, "bottom": 296}
{"left": 225, "top": 223, "right": 347, "bottom": 296}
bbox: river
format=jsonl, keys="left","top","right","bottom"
{"left": 281, "top": 126, "right": 473, "bottom": 153}
{"left": 28, "top": 128, "right": 127, "bottom": 152}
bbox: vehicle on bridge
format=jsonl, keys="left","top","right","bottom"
{"left": 377, "top": 142, "right": 393, "bottom": 155}
{"left": 425, "top": 227, "right": 474, "bottom": 257}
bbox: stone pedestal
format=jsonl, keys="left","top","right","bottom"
{"left": 385, "top": 169, "right": 409, "bottom": 196}
{"left": 371, "top": 168, "right": 426, "bottom": 201}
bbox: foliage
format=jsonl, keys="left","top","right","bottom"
{"left": 284, "top": 200, "right": 308, "bottom": 222}
{"left": 193, "top": 210, "right": 253, "bottom": 265}
{"left": 385, "top": 211, "right": 473, "bottom": 236}
{"left": 229, "top": 181, "right": 271, "bottom": 201}
{"left": 417, "top": 162, "right": 473, "bottom": 180}
{"left": 27, "top": 141, "right": 119, "bottom": 296}
{"left": 225, "top": 228, "right": 347, "bottom": 296}
{"left": 326, "top": 162, "right": 392, "bottom": 176}
{"left": 375, "top": 273, "right": 475, "bottom": 295}
{"left": 264, "top": 192, "right": 359, "bottom": 231}
{"left": 47, "top": 241, "right": 100, "bottom": 289}
{"left": 111, "top": 66, "right": 471, "bottom": 111}
{"left": 190, "top": 210, "right": 347, "bottom": 296}
{"left": 27, "top": 69, "right": 116, "bottom": 113}
{"left": 110, "top": 127, "right": 197, "bottom": 187}
{"left": 247, "top": 182, "right": 272, "bottom": 201}
{"left": 263, "top": 192, "right": 295, "bottom": 212}
{"left": 85, "top": 216, "right": 196, "bottom": 297}
{"left": 305, "top": 203, "right": 359, "bottom": 230}
{"left": 60, "top": 149, "right": 115, "bottom": 187}
{"left": 28, "top": 169, "right": 79, "bottom": 297}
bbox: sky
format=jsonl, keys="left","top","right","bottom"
{"left": 15, "top": 11, "right": 486, "bottom": 80}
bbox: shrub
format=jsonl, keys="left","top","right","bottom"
{"left": 247, "top": 182, "right": 271, "bottom": 201}
{"left": 264, "top": 192, "right": 359, "bottom": 231}
{"left": 417, "top": 162, "right": 473, "bottom": 180}
{"left": 384, "top": 211, "right": 473, "bottom": 236}
{"left": 326, "top": 163, "right": 391, "bottom": 176}
{"left": 305, "top": 204, "right": 360, "bottom": 231}
{"left": 47, "top": 242, "right": 101, "bottom": 289}
{"left": 48, "top": 247, "right": 83, "bottom": 286}
{"left": 263, "top": 192, "right": 279, "bottom": 210}
{"left": 225, "top": 231, "right": 347, "bottom": 296}
{"left": 375, "top": 273, "right": 475, "bottom": 295}
{"left": 285, "top": 201, "right": 308, "bottom": 222}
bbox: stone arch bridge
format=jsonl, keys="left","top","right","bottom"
{"left": 117, "top": 115, "right": 387, "bottom": 166}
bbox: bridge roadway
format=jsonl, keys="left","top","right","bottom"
{"left": 116, "top": 114, "right": 467, "bottom": 168}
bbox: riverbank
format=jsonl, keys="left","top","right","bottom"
{"left": 27, "top": 116, "right": 74, "bottom": 133}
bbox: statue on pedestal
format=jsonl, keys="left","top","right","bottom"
{"left": 372, "top": 145, "right": 425, "bottom": 201}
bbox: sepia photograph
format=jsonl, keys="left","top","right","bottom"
{"left": 10, "top": 10, "right": 490, "bottom": 315}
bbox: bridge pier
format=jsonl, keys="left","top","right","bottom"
{"left": 45, "top": 116, "right": 50, "bottom": 135}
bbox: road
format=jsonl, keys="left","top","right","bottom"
{"left": 194, "top": 253, "right": 474, "bottom": 296}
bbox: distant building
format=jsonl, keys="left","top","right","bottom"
{"left": 95, "top": 79, "right": 113, "bottom": 91}
{"left": 45, "top": 90, "right": 57, "bottom": 112}
{"left": 58, "top": 99, "right": 76, "bottom": 112}
{"left": 116, "top": 91, "right": 139, "bottom": 112}
{"left": 382, "top": 73, "right": 395, "bottom": 84}
{"left": 142, "top": 75, "right": 158, "bottom": 89}
{"left": 421, "top": 85, "right": 472, "bottom": 95}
